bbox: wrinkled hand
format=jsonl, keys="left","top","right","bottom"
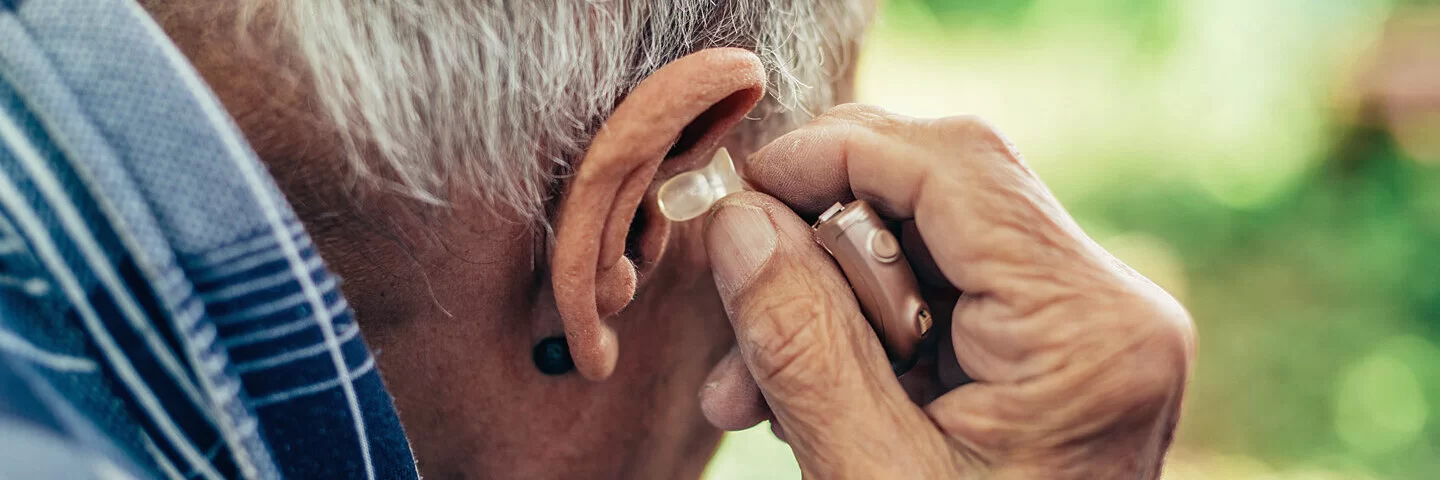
{"left": 698, "top": 104, "right": 1196, "bottom": 479}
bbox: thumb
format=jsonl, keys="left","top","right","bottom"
{"left": 704, "top": 192, "right": 944, "bottom": 475}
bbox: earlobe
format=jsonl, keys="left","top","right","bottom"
{"left": 550, "top": 48, "right": 767, "bottom": 381}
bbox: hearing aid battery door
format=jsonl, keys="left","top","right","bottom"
{"left": 813, "top": 200, "right": 932, "bottom": 374}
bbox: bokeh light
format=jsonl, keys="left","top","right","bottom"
{"left": 707, "top": 0, "right": 1440, "bottom": 478}
{"left": 1334, "top": 340, "right": 1428, "bottom": 457}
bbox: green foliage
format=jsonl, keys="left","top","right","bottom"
{"left": 1072, "top": 127, "right": 1440, "bottom": 478}
{"left": 709, "top": 0, "right": 1440, "bottom": 478}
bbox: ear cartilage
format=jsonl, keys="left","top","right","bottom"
{"left": 813, "top": 200, "right": 934, "bottom": 375}
{"left": 657, "top": 148, "right": 748, "bottom": 222}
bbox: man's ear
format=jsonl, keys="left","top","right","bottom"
{"left": 551, "top": 48, "right": 766, "bottom": 380}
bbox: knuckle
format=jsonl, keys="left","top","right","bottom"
{"left": 1108, "top": 292, "right": 1195, "bottom": 410}
{"left": 1035, "top": 287, "right": 1194, "bottom": 433}
{"left": 931, "top": 114, "right": 996, "bottom": 141}
{"left": 819, "top": 103, "right": 908, "bottom": 133}
{"left": 930, "top": 114, "right": 1027, "bottom": 167}
{"left": 1127, "top": 282, "right": 1196, "bottom": 361}
{"left": 823, "top": 102, "right": 892, "bottom": 121}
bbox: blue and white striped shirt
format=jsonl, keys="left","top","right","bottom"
{"left": 0, "top": 1, "right": 419, "bottom": 478}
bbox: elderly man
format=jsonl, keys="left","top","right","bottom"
{"left": 0, "top": 0, "right": 1193, "bottom": 479}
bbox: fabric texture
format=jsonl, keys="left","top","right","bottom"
{"left": 0, "top": 0, "right": 419, "bottom": 478}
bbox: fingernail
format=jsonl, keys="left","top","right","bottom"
{"left": 708, "top": 205, "right": 777, "bottom": 298}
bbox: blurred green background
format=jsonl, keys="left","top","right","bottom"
{"left": 706, "top": 0, "right": 1440, "bottom": 478}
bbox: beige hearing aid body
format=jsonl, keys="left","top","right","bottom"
{"left": 659, "top": 149, "right": 933, "bottom": 374}
{"left": 812, "top": 200, "right": 932, "bottom": 373}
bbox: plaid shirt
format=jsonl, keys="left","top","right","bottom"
{"left": 0, "top": 0, "right": 419, "bottom": 478}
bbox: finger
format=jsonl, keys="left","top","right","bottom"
{"left": 900, "top": 221, "right": 950, "bottom": 290}
{"left": 924, "top": 286, "right": 1191, "bottom": 459}
{"left": 739, "top": 120, "right": 857, "bottom": 215}
{"left": 936, "top": 330, "right": 972, "bottom": 390}
{"left": 745, "top": 104, "right": 1194, "bottom": 474}
{"left": 745, "top": 104, "right": 1107, "bottom": 298}
{"left": 703, "top": 192, "right": 942, "bottom": 472}
{"left": 743, "top": 103, "right": 928, "bottom": 217}
{"left": 699, "top": 347, "right": 770, "bottom": 431}
{"left": 770, "top": 420, "right": 788, "bottom": 444}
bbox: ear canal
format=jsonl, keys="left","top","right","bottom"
{"left": 550, "top": 48, "right": 767, "bottom": 381}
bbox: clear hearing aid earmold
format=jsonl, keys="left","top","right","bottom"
{"left": 657, "top": 148, "right": 747, "bottom": 222}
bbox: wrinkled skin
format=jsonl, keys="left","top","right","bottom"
{"left": 149, "top": 6, "right": 1192, "bottom": 480}
{"left": 148, "top": 9, "right": 827, "bottom": 480}
{"left": 698, "top": 105, "right": 1196, "bottom": 478}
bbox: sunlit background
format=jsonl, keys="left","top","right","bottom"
{"left": 707, "top": 0, "right": 1440, "bottom": 478}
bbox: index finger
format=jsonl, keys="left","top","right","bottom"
{"left": 743, "top": 104, "right": 1097, "bottom": 294}
{"left": 746, "top": 104, "right": 1034, "bottom": 214}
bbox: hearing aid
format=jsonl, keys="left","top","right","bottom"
{"left": 811, "top": 200, "right": 932, "bottom": 374}
{"left": 657, "top": 148, "right": 748, "bottom": 222}
{"left": 659, "top": 148, "right": 933, "bottom": 375}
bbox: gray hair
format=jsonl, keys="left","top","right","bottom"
{"left": 276, "top": 0, "right": 871, "bottom": 222}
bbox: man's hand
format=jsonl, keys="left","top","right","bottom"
{"left": 698, "top": 104, "right": 1196, "bottom": 478}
